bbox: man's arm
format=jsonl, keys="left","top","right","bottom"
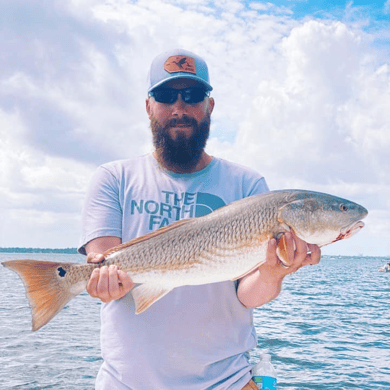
{"left": 237, "top": 232, "right": 321, "bottom": 308}
{"left": 85, "top": 236, "right": 135, "bottom": 303}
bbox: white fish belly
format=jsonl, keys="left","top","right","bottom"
{"left": 128, "top": 243, "right": 268, "bottom": 288}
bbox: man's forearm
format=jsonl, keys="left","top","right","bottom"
{"left": 236, "top": 233, "right": 321, "bottom": 308}
{"left": 237, "top": 268, "right": 284, "bottom": 308}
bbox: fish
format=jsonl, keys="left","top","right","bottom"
{"left": 2, "top": 189, "right": 368, "bottom": 331}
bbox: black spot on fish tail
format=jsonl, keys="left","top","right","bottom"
{"left": 57, "top": 267, "right": 67, "bottom": 277}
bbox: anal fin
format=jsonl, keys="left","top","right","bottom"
{"left": 131, "top": 284, "right": 172, "bottom": 314}
{"left": 231, "top": 260, "right": 266, "bottom": 281}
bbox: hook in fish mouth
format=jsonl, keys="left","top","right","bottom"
{"left": 334, "top": 221, "right": 365, "bottom": 242}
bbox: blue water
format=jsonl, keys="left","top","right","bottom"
{"left": 1, "top": 254, "right": 389, "bottom": 389}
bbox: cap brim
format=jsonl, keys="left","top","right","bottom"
{"left": 148, "top": 74, "right": 213, "bottom": 92}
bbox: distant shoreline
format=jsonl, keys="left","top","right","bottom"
{"left": 0, "top": 248, "right": 78, "bottom": 254}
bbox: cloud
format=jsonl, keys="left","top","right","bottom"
{"left": 385, "top": 0, "right": 390, "bottom": 14}
{"left": 206, "top": 19, "right": 390, "bottom": 256}
{"left": 0, "top": 106, "right": 95, "bottom": 247}
{"left": 1, "top": 0, "right": 151, "bottom": 164}
{"left": 210, "top": 20, "right": 389, "bottom": 185}
{"left": 0, "top": 0, "right": 389, "bottom": 254}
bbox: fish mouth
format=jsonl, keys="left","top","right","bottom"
{"left": 333, "top": 221, "right": 365, "bottom": 243}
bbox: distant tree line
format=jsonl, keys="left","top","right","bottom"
{"left": 0, "top": 247, "right": 78, "bottom": 254}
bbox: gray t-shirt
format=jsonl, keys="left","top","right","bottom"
{"left": 79, "top": 154, "right": 269, "bottom": 390}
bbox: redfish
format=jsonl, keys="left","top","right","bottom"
{"left": 2, "top": 190, "right": 367, "bottom": 331}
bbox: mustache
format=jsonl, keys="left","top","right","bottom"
{"left": 166, "top": 116, "right": 198, "bottom": 128}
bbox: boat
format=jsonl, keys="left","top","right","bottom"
{"left": 379, "top": 262, "right": 390, "bottom": 272}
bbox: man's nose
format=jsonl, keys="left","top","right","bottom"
{"left": 171, "top": 94, "right": 187, "bottom": 116}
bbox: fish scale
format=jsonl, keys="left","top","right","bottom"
{"left": 2, "top": 189, "right": 367, "bottom": 331}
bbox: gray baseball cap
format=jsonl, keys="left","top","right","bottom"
{"left": 147, "top": 49, "right": 213, "bottom": 92}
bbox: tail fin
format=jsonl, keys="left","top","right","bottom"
{"left": 2, "top": 260, "right": 85, "bottom": 331}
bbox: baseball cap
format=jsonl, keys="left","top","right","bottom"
{"left": 147, "top": 49, "right": 213, "bottom": 92}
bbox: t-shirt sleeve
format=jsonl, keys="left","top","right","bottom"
{"left": 247, "top": 176, "right": 269, "bottom": 196}
{"left": 78, "top": 165, "right": 123, "bottom": 255}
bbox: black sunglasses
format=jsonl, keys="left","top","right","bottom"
{"left": 149, "top": 87, "right": 210, "bottom": 104}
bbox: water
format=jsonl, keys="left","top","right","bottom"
{"left": 251, "top": 256, "right": 390, "bottom": 389}
{"left": 0, "top": 254, "right": 101, "bottom": 390}
{"left": 1, "top": 254, "right": 389, "bottom": 390}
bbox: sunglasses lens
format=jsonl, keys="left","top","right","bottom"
{"left": 150, "top": 89, "right": 176, "bottom": 104}
{"left": 182, "top": 88, "right": 207, "bottom": 103}
{"left": 150, "top": 88, "right": 208, "bottom": 104}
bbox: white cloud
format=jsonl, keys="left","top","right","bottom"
{"left": 212, "top": 21, "right": 375, "bottom": 170}
{"left": 0, "top": 107, "right": 94, "bottom": 247}
{"left": 207, "top": 19, "right": 390, "bottom": 256}
{"left": 385, "top": 0, "right": 390, "bottom": 14}
{"left": 248, "top": 1, "right": 293, "bottom": 15}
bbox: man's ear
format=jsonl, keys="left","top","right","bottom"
{"left": 146, "top": 98, "right": 152, "bottom": 119}
{"left": 208, "top": 97, "right": 215, "bottom": 115}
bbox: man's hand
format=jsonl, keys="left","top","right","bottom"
{"left": 86, "top": 252, "right": 135, "bottom": 303}
{"left": 263, "top": 231, "right": 321, "bottom": 277}
{"left": 237, "top": 232, "right": 321, "bottom": 308}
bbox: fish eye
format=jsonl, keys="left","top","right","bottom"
{"left": 339, "top": 204, "right": 348, "bottom": 212}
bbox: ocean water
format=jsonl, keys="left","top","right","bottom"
{"left": 0, "top": 253, "right": 389, "bottom": 390}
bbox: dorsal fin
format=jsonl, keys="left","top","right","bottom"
{"left": 103, "top": 219, "right": 195, "bottom": 257}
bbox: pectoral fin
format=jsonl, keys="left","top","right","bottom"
{"left": 276, "top": 233, "right": 291, "bottom": 267}
{"left": 131, "top": 284, "right": 173, "bottom": 314}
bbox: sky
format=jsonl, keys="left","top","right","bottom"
{"left": 0, "top": 0, "right": 389, "bottom": 256}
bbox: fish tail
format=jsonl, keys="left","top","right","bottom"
{"left": 2, "top": 260, "right": 86, "bottom": 331}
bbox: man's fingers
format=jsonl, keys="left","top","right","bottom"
{"left": 87, "top": 252, "right": 105, "bottom": 264}
{"left": 97, "top": 266, "right": 110, "bottom": 302}
{"left": 263, "top": 232, "right": 321, "bottom": 277}
{"left": 266, "top": 238, "right": 279, "bottom": 265}
{"left": 118, "top": 270, "right": 135, "bottom": 295}
{"left": 304, "top": 244, "right": 321, "bottom": 265}
{"left": 293, "top": 233, "right": 309, "bottom": 259}
{"left": 86, "top": 265, "right": 133, "bottom": 302}
{"left": 87, "top": 268, "right": 100, "bottom": 298}
{"left": 108, "top": 265, "right": 120, "bottom": 299}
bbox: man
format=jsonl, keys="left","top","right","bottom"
{"left": 79, "top": 49, "right": 321, "bottom": 390}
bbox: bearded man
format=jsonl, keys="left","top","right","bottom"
{"left": 79, "top": 49, "right": 320, "bottom": 390}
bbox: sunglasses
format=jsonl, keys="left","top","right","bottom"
{"left": 149, "top": 87, "right": 210, "bottom": 104}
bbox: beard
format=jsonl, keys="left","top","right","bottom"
{"left": 151, "top": 114, "right": 211, "bottom": 171}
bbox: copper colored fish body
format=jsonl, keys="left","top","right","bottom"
{"left": 2, "top": 190, "right": 368, "bottom": 331}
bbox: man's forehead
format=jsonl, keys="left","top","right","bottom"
{"left": 161, "top": 78, "right": 202, "bottom": 89}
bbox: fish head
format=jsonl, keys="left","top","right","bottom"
{"left": 277, "top": 190, "right": 368, "bottom": 248}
